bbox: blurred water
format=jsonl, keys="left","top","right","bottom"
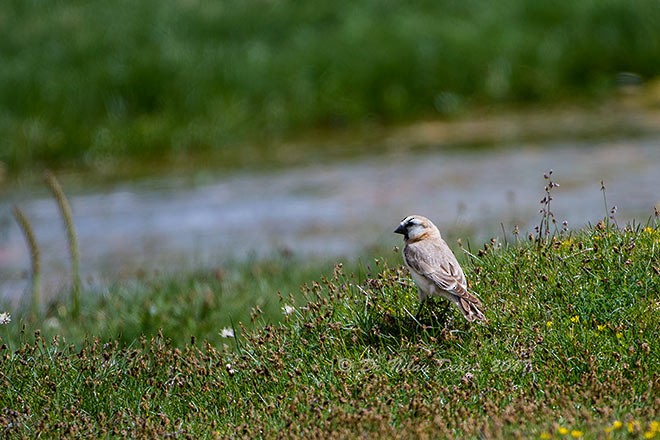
{"left": 1, "top": 138, "right": 659, "bottom": 304}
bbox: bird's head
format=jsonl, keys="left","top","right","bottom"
{"left": 394, "top": 215, "right": 440, "bottom": 242}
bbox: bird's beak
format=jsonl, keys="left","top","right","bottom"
{"left": 394, "top": 223, "right": 406, "bottom": 235}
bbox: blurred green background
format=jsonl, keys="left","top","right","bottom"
{"left": 2, "top": 0, "right": 660, "bottom": 176}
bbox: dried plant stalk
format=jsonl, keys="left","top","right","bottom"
{"left": 44, "top": 171, "right": 81, "bottom": 318}
{"left": 13, "top": 205, "right": 41, "bottom": 320}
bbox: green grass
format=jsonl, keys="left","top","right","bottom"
{"left": 5, "top": 256, "right": 349, "bottom": 347}
{"left": 1, "top": 221, "right": 658, "bottom": 438}
{"left": 3, "top": 0, "right": 660, "bottom": 176}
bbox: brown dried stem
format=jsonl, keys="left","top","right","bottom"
{"left": 12, "top": 205, "right": 41, "bottom": 320}
{"left": 45, "top": 171, "right": 81, "bottom": 318}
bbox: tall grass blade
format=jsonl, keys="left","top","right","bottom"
{"left": 12, "top": 205, "right": 41, "bottom": 321}
{"left": 44, "top": 171, "right": 81, "bottom": 318}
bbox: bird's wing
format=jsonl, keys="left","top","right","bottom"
{"left": 404, "top": 240, "right": 478, "bottom": 302}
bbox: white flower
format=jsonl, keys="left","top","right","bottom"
{"left": 282, "top": 305, "right": 295, "bottom": 316}
{"left": 0, "top": 312, "right": 10, "bottom": 325}
{"left": 220, "top": 327, "right": 235, "bottom": 338}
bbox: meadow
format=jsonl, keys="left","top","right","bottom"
{"left": 3, "top": 0, "right": 660, "bottom": 177}
{"left": 1, "top": 185, "right": 658, "bottom": 438}
{"left": 2, "top": 1, "right": 660, "bottom": 437}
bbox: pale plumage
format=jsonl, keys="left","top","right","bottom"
{"left": 394, "top": 215, "right": 486, "bottom": 322}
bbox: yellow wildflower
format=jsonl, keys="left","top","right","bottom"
{"left": 643, "top": 227, "right": 655, "bottom": 234}
{"left": 629, "top": 421, "right": 640, "bottom": 433}
{"left": 644, "top": 431, "right": 656, "bottom": 439}
{"left": 616, "top": 332, "right": 623, "bottom": 339}
{"left": 540, "top": 432, "right": 552, "bottom": 439}
{"left": 558, "top": 427, "right": 569, "bottom": 435}
{"left": 650, "top": 421, "right": 660, "bottom": 432}
{"left": 546, "top": 321, "right": 553, "bottom": 328}
{"left": 571, "top": 430, "right": 583, "bottom": 438}
{"left": 612, "top": 420, "right": 623, "bottom": 430}
{"left": 597, "top": 324, "right": 606, "bottom": 331}
{"left": 570, "top": 315, "right": 579, "bottom": 323}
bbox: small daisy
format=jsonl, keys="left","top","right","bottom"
{"left": 220, "top": 327, "right": 235, "bottom": 338}
{"left": 0, "top": 312, "right": 10, "bottom": 325}
{"left": 282, "top": 305, "right": 295, "bottom": 316}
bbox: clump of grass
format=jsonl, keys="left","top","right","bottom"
{"left": 1, "top": 218, "right": 658, "bottom": 437}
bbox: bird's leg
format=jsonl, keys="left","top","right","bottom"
{"left": 430, "top": 303, "right": 440, "bottom": 323}
{"left": 415, "top": 297, "right": 427, "bottom": 321}
{"left": 428, "top": 299, "right": 452, "bottom": 326}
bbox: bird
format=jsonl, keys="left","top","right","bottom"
{"left": 394, "top": 214, "right": 486, "bottom": 322}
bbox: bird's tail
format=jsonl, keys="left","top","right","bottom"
{"left": 457, "top": 295, "right": 487, "bottom": 322}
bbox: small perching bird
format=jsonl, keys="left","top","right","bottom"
{"left": 394, "top": 215, "right": 486, "bottom": 322}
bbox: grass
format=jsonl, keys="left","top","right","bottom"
{"left": 4, "top": 255, "right": 346, "bottom": 348}
{"left": 3, "top": 0, "right": 660, "bottom": 177}
{"left": 1, "top": 217, "right": 658, "bottom": 438}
